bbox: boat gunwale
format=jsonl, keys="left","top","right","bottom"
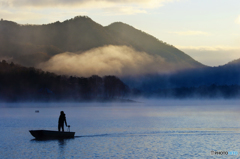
{"left": 29, "top": 130, "right": 75, "bottom": 139}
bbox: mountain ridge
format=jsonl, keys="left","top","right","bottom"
{"left": 106, "top": 22, "right": 204, "bottom": 67}
{"left": 1, "top": 16, "right": 205, "bottom": 75}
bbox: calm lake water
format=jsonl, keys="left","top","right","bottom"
{"left": 1, "top": 100, "right": 240, "bottom": 158}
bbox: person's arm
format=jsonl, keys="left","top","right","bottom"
{"left": 65, "top": 117, "right": 68, "bottom": 127}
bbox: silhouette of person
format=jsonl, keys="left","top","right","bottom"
{"left": 58, "top": 111, "right": 67, "bottom": 132}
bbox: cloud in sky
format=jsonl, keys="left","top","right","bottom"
{"left": 236, "top": 15, "right": 240, "bottom": 24}
{"left": 0, "top": 9, "right": 45, "bottom": 22}
{"left": 103, "top": 6, "right": 147, "bottom": 15}
{"left": 169, "top": 31, "right": 210, "bottom": 36}
{"left": 0, "top": 7, "right": 87, "bottom": 24}
{"left": 178, "top": 46, "right": 240, "bottom": 66}
{"left": 0, "top": 0, "right": 179, "bottom": 15}
{"left": 38, "top": 45, "right": 175, "bottom": 77}
{"left": 0, "top": 0, "right": 174, "bottom": 8}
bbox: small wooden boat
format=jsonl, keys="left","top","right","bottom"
{"left": 29, "top": 130, "right": 75, "bottom": 139}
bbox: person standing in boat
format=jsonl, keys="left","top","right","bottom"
{"left": 58, "top": 111, "right": 68, "bottom": 132}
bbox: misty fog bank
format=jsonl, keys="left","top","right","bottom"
{"left": 1, "top": 60, "right": 240, "bottom": 102}
{"left": 0, "top": 99, "right": 239, "bottom": 108}
{"left": 37, "top": 45, "right": 180, "bottom": 77}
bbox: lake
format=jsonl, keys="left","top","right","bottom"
{"left": 1, "top": 100, "right": 240, "bottom": 158}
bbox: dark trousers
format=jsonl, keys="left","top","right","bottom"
{"left": 58, "top": 123, "right": 64, "bottom": 132}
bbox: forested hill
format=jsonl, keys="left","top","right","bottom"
{"left": 0, "top": 16, "right": 119, "bottom": 51}
{"left": 123, "top": 58, "right": 240, "bottom": 98}
{"left": 0, "top": 60, "right": 130, "bottom": 102}
{"left": 0, "top": 16, "right": 120, "bottom": 66}
{"left": 0, "top": 16, "right": 204, "bottom": 71}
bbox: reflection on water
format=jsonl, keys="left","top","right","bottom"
{"left": 30, "top": 138, "right": 74, "bottom": 158}
{"left": 1, "top": 100, "right": 240, "bottom": 158}
{"left": 58, "top": 139, "right": 66, "bottom": 147}
{"left": 58, "top": 139, "right": 66, "bottom": 158}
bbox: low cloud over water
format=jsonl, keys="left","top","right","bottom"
{"left": 38, "top": 45, "right": 175, "bottom": 77}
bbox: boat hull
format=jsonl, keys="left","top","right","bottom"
{"left": 29, "top": 130, "right": 75, "bottom": 139}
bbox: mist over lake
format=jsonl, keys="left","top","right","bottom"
{"left": 1, "top": 100, "right": 240, "bottom": 158}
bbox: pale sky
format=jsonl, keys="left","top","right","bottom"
{"left": 0, "top": 0, "right": 240, "bottom": 66}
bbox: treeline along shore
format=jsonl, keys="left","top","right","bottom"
{"left": 0, "top": 60, "right": 130, "bottom": 102}
{"left": 0, "top": 60, "right": 240, "bottom": 102}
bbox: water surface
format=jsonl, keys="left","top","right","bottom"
{"left": 1, "top": 100, "right": 240, "bottom": 158}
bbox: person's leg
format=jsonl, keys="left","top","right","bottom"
{"left": 59, "top": 124, "right": 64, "bottom": 132}
{"left": 58, "top": 124, "right": 60, "bottom": 131}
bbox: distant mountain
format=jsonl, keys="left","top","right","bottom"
{"left": 0, "top": 16, "right": 121, "bottom": 66}
{"left": 0, "top": 16, "right": 120, "bottom": 51}
{"left": 0, "top": 16, "right": 204, "bottom": 73}
{"left": 122, "top": 58, "right": 240, "bottom": 92}
{"left": 106, "top": 22, "right": 203, "bottom": 67}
